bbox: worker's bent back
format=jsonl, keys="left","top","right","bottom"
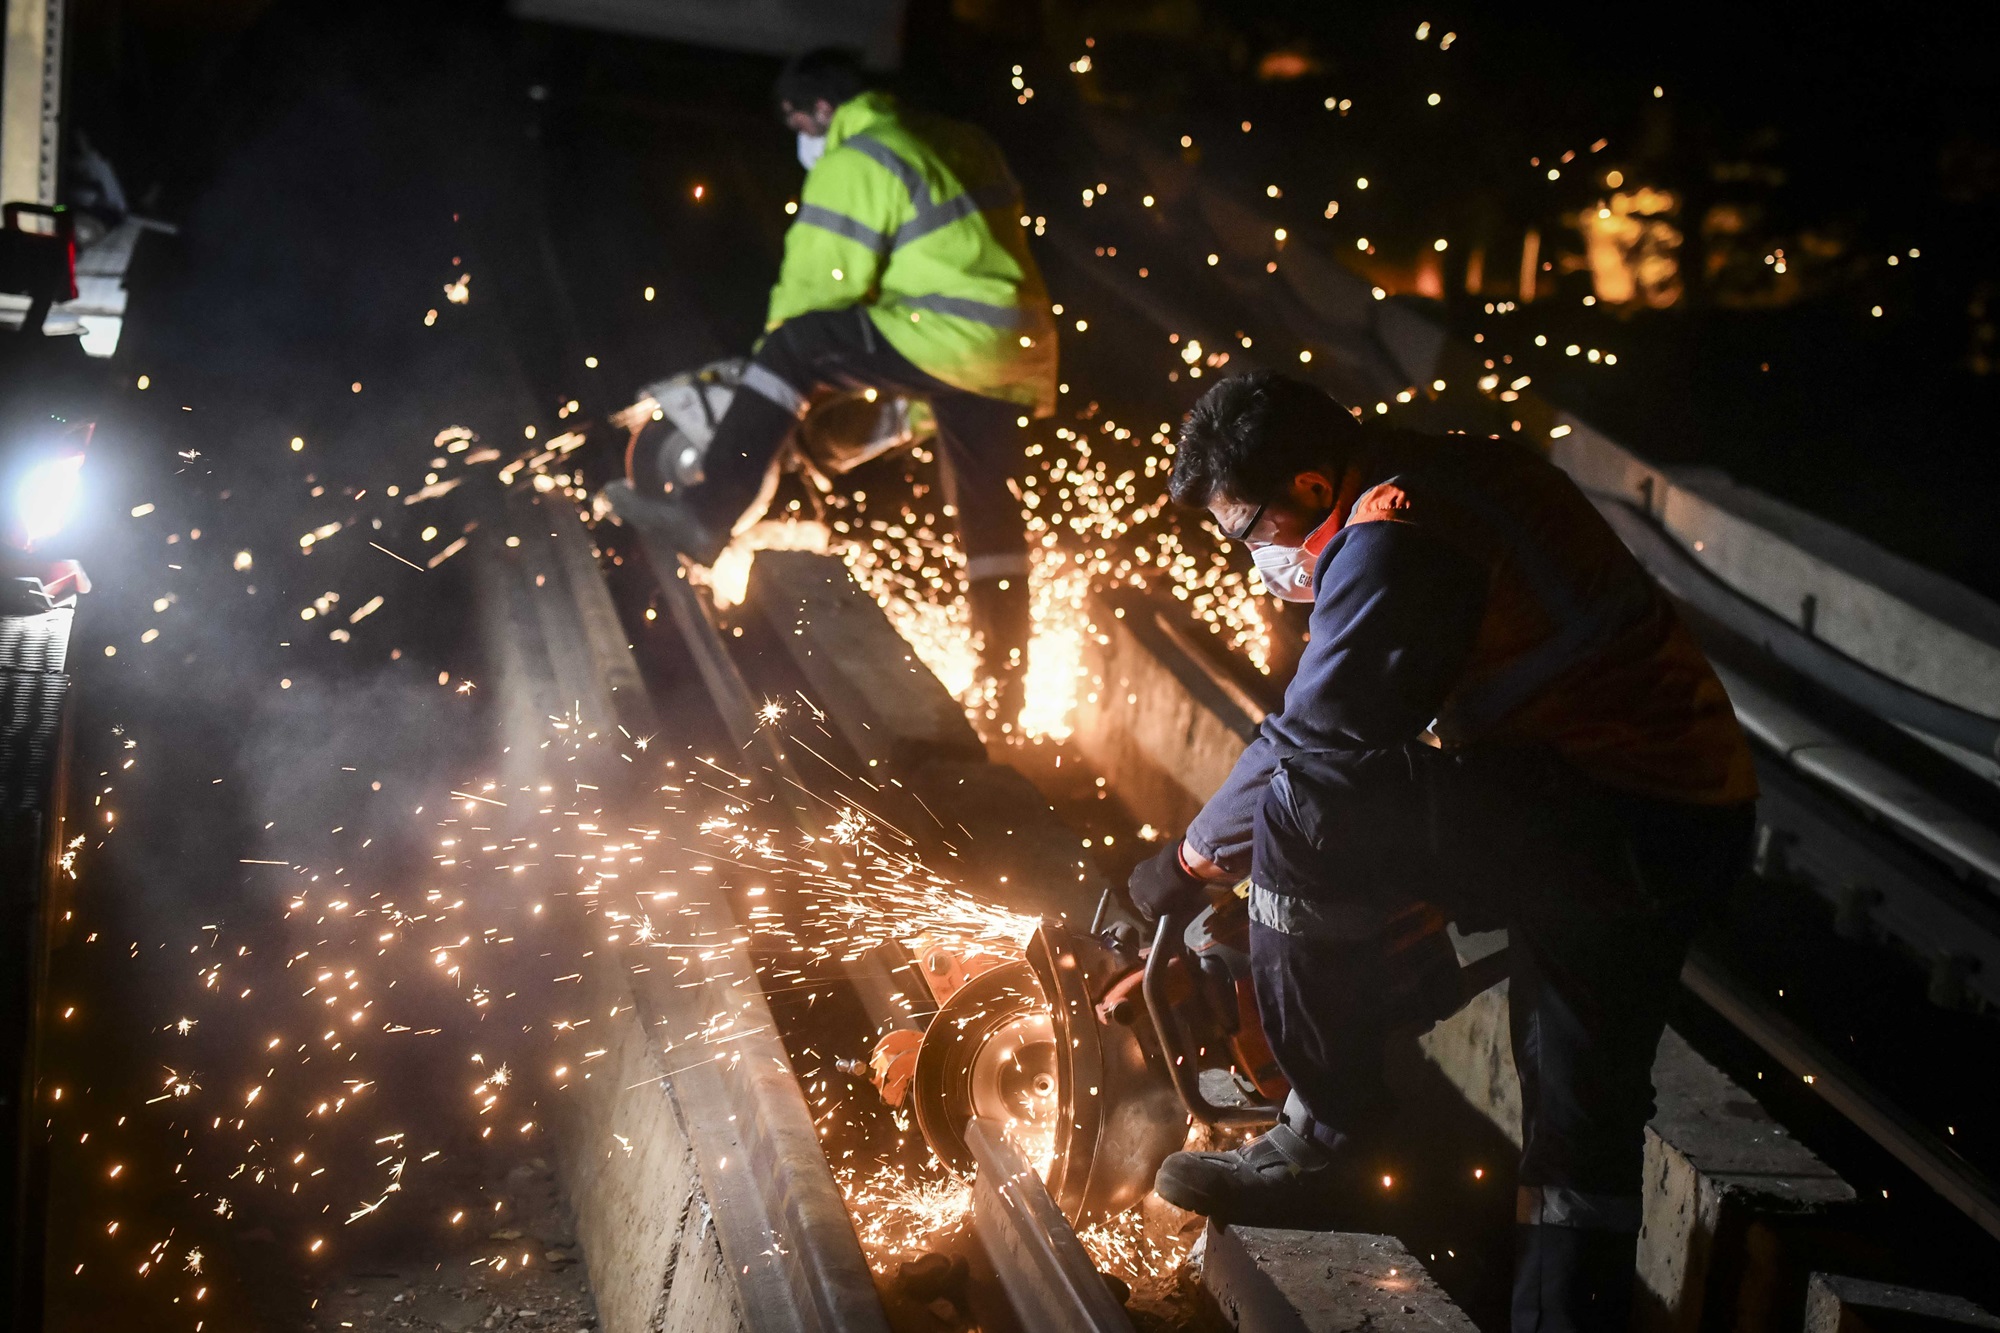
{"left": 767, "top": 90, "right": 1058, "bottom": 417}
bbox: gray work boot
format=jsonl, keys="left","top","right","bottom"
{"left": 1152, "top": 1121, "right": 1342, "bottom": 1226}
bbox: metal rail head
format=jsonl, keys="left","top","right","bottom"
{"left": 1683, "top": 949, "right": 2000, "bottom": 1245}
{"left": 965, "top": 1118, "right": 1136, "bottom": 1333}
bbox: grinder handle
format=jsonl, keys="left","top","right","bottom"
{"left": 1142, "top": 911, "right": 1282, "bottom": 1127}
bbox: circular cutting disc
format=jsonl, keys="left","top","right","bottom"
{"left": 910, "top": 961, "right": 1061, "bottom": 1175}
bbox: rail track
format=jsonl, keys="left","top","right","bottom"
{"left": 476, "top": 482, "right": 1152, "bottom": 1333}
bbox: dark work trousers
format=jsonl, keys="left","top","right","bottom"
{"left": 1248, "top": 742, "right": 1754, "bottom": 1333}
{"left": 693, "top": 307, "right": 1031, "bottom": 585}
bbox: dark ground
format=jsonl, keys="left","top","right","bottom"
{"left": 28, "top": 0, "right": 2000, "bottom": 1328}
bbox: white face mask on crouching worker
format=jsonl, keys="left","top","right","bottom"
{"left": 1249, "top": 511, "right": 1338, "bottom": 602}
{"left": 796, "top": 132, "right": 827, "bottom": 170}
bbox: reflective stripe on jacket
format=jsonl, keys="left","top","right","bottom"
{"left": 767, "top": 91, "right": 1058, "bottom": 415}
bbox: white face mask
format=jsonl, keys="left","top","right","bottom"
{"left": 1250, "top": 542, "right": 1319, "bottom": 602}
{"left": 796, "top": 132, "right": 827, "bottom": 171}
{"left": 1247, "top": 503, "right": 1340, "bottom": 602}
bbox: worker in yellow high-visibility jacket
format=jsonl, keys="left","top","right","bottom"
{"left": 629, "top": 48, "right": 1058, "bottom": 710}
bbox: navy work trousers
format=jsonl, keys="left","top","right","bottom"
{"left": 693, "top": 307, "right": 1029, "bottom": 580}
{"left": 1248, "top": 743, "right": 1754, "bottom": 1333}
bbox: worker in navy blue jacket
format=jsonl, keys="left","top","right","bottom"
{"left": 1128, "top": 373, "right": 1757, "bottom": 1333}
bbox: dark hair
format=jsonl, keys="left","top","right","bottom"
{"left": 775, "top": 49, "right": 869, "bottom": 114}
{"left": 1168, "top": 372, "right": 1360, "bottom": 508}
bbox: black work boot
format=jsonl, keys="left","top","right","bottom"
{"left": 966, "top": 574, "right": 1030, "bottom": 727}
{"left": 1153, "top": 1120, "right": 1341, "bottom": 1226}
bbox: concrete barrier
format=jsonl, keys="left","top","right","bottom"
{"left": 1546, "top": 407, "right": 2000, "bottom": 765}
{"left": 477, "top": 492, "right": 892, "bottom": 1333}
{"left": 1803, "top": 1272, "right": 2000, "bottom": 1332}
{"left": 745, "top": 550, "right": 986, "bottom": 771}
{"left": 1070, "top": 587, "right": 1264, "bottom": 833}
{"left": 1659, "top": 469, "right": 2000, "bottom": 728}
{"left": 1198, "top": 1225, "right": 1477, "bottom": 1333}
{"left": 1067, "top": 588, "right": 1854, "bottom": 1332}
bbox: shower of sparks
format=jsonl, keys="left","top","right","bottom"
{"left": 1078, "top": 1210, "right": 1195, "bottom": 1284}
{"left": 827, "top": 807, "right": 871, "bottom": 845}
{"left": 834, "top": 1164, "right": 974, "bottom": 1270}
{"left": 70, "top": 332, "right": 1239, "bottom": 1323}
{"left": 805, "top": 425, "right": 1273, "bottom": 742}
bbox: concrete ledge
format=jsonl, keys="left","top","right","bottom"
{"left": 1200, "top": 1225, "right": 1477, "bottom": 1333}
{"left": 556, "top": 929, "right": 744, "bottom": 1333}
{"left": 1805, "top": 1272, "right": 2000, "bottom": 1332}
{"left": 1071, "top": 589, "right": 1262, "bottom": 834}
{"left": 1637, "top": 1031, "right": 1852, "bottom": 1332}
{"left": 1415, "top": 984, "right": 1522, "bottom": 1147}
{"left": 1553, "top": 430, "right": 2000, "bottom": 739}
{"left": 1403, "top": 966, "right": 1855, "bottom": 1333}
{"left": 1661, "top": 470, "right": 2000, "bottom": 724}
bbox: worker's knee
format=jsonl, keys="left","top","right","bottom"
{"left": 754, "top": 307, "right": 872, "bottom": 389}
{"left": 1249, "top": 890, "right": 1462, "bottom": 1030}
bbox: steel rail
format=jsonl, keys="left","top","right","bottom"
{"left": 595, "top": 500, "right": 1167, "bottom": 1326}
{"left": 1682, "top": 949, "right": 2000, "bottom": 1244}
{"left": 965, "top": 1118, "right": 1137, "bottom": 1333}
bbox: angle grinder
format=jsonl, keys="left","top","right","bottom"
{"left": 855, "top": 893, "right": 1290, "bottom": 1224}
{"left": 856, "top": 889, "right": 1512, "bottom": 1224}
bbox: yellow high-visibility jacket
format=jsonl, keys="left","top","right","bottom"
{"left": 767, "top": 91, "right": 1059, "bottom": 417}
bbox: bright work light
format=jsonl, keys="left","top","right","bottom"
{"left": 14, "top": 451, "right": 85, "bottom": 549}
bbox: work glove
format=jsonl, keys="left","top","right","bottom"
{"left": 1127, "top": 841, "right": 1211, "bottom": 924}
